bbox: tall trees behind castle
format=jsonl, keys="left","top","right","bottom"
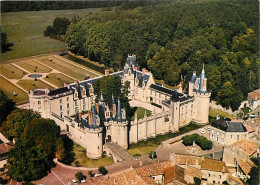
{"left": 65, "top": 0, "right": 258, "bottom": 111}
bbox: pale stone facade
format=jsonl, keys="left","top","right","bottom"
{"left": 29, "top": 55, "right": 211, "bottom": 159}
{"left": 210, "top": 119, "right": 248, "bottom": 145}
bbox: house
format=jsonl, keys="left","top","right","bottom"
{"left": 238, "top": 159, "right": 255, "bottom": 176}
{"left": 222, "top": 140, "right": 259, "bottom": 167}
{"left": 170, "top": 153, "right": 229, "bottom": 184}
{"left": 210, "top": 119, "right": 248, "bottom": 145}
{"left": 248, "top": 89, "right": 260, "bottom": 110}
{"left": 0, "top": 133, "right": 14, "bottom": 168}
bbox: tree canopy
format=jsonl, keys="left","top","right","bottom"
{"left": 0, "top": 27, "right": 14, "bottom": 53}
{"left": 2, "top": 109, "right": 64, "bottom": 182}
{"left": 0, "top": 90, "right": 15, "bottom": 125}
{"left": 65, "top": 0, "right": 258, "bottom": 110}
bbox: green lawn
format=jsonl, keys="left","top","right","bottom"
{"left": 209, "top": 108, "right": 234, "bottom": 119}
{"left": 131, "top": 107, "right": 152, "bottom": 121}
{"left": 128, "top": 145, "right": 159, "bottom": 157}
{"left": 0, "top": 8, "right": 102, "bottom": 62}
{"left": 0, "top": 64, "right": 27, "bottom": 79}
{"left": 17, "top": 79, "right": 54, "bottom": 91}
{"left": 16, "top": 59, "right": 52, "bottom": 73}
{"left": 38, "top": 57, "right": 89, "bottom": 80}
{"left": 44, "top": 73, "right": 74, "bottom": 87}
{"left": 72, "top": 143, "right": 113, "bottom": 168}
{"left": 0, "top": 76, "right": 28, "bottom": 104}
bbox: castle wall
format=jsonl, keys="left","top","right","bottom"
{"left": 129, "top": 111, "right": 172, "bottom": 144}
{"left": 111, "top": 121, "right": 128, "bottom": 149}
{"left": 50, "top": 114, "right": 103, "bottom": 159}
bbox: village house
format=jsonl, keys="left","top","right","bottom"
{"left": 170, "top": 153, "right": 230, "bottom": 184}
{"left": 222, "top": 140, "right": 259, "bottom": 167}
{"left": 210, "top": 119, "right": 248, "bottom": 145}
{"left": 248, "top": 89, "right": 260, "bottom": 110}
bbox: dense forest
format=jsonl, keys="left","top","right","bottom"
{"left": 1, "top": 1, "right": 158, "bottom": 12}
{"left": 65, "top": 0, "right": 259, "bottom": 111}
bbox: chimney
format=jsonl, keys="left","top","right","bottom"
{"left": 88, "top": 111, "right": 93, "bottom": 125}
{"left": 74, "top": 80, "right": 79, "bottom": 86}
{"left": 142, "top": 68, "right": 146, "bottom": 76}
{"left": 105, "top": 69, "right": 109, "bottom": 76}
{"left": 95, "top": 103, "right": 99, "bottom": 113}
{"left": 64, "top": 82, "right": 69, "bottom": 88}
{"left": 78, "top": 112, "right": 82, "bottom": 121}
{"left": 113, "top": 104, "right": 116, "bottom": 117}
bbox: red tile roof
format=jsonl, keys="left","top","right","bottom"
{"left": 0, "top": 143, "right": 13, "bottom": 155}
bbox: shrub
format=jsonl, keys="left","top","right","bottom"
{"left": 182, "top": 134, "right": 212, "bottom": 150}
{"left": 12, "top": 71, "right": 14, "bottom": 73}
{"left": 35, "top": 66, "right": 38, "bottom": 68}
{"left": 89, "top": 171, "right": 94, "bottom": 177}
{"left": 57, "top": 78, "right": 61, "bottom": 80}
{"left": 34, "top": 70, "right": 36, "bottom": 72}
{"left": 34, "top": 78, "right": 37, "bottom": 81}
{"left": 193, "top": 177, "right": 201, "bottom": 185}
{"left": 75, "top": 171, "right": 86, "bottom": 181}
{"left": 148, "top": 151, "right": 157, "bottom": 159}
{"left": 98, "top": 166, "right": 108, "bottom": 175}
{"left": 46, "top": 75, "right": 49, "bottom": 78}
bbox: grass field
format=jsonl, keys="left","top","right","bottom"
{"left": 0, "top": 8, "right": 102, "bottom": 62}
{"left": 72, "top": 144, "right": 113, "bottom": 168}
{"left": 0, "top": 64, "right": 27, "bottom": 79}
{"left": 16, "top": 59, "right": 52, "bottom": 73}
{"left": 131, "top": 107, "right": 152, "bottom": 120}
{"left": 44, "top": 73, "right": 74, "bottom": 87}
{"left": 128, "top": 145, "right": 159, "bottom": 156}
{"left": 17, "top": 79, "right": 54, "bottom": 91}
{"left": 0, "top": 76, "right": 28, "bottom": 103}
{"left": 209, "top": 108, "right": 234, "bottom": 119}
{"left": 38, "top": 57, "right": 89, "bottom": 80}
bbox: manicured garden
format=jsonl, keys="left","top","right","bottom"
{"left": 71, "top": 143, "right": 113, "bottom": 168}
{"left": 16, "top": 59, "right": 52, "bottom": 73}
{"left": 0, "top": 64, "right": 27, "bottom": 79}
{"left": 38, "top": 57, "right": 92, "bottom": 80}
{"left": 44, "top": 73, "right": 74, "bottom": 87}
{"left": 0, "top": 76, "right": 28, "bottom": 103}
{"left": 17, "top": 79, "right": 54, "bottom": 91}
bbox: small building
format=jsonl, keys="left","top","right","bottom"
{"left": 238, "top": 159, "right": 255, "bottom": 176}
{"left": 170, "top": 153, "right": 229, "bottom": 184}
{"left": 222, "top": 140, "right": 259, "bottom": 167}
{"left": 210, "top": 119, "right": 248, "bottom": 145}
{"left": 248, "top": 89, "right": 260, "bottom": 110}
{"left": 0, "top": 133, "right": 14, "bottom": 168}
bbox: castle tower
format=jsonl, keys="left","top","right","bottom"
{"left": 111, "top": 98, "right": 128, "bottom": 149}
{"left": 188, "top": 72, "right": 196, "bottom": 96}
{"left": 192, "top": 64, "right": 211, "bottom": 124}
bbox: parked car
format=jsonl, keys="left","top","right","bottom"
{"left": 81, "top": 179, "right": 86, "bottom": 183}
{"left": 198, "top": 129, "right": 205, "bottom": 134}
{"left": 72, "top": 179, "right": 78, "bottom": 185}
{"left": 205, "top": 126, "right": 211, "bottom": 131}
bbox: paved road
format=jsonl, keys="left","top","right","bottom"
{"left": 105, "top": 143, "right": 134, "bottom": 162}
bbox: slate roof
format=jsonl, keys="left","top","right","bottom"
{"left": 212, "top": 119, "right": 247, "bottom": 132}
{"left": 135, "top": 71, "right": 150, "bottom": 87}
{"left": 47, "top": 87, "right": 70, "bottom": 96}
{"left": 149, "top": 84, "right": 192, "bottom": 102}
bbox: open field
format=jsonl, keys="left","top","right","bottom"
{"left": 128, "top": 145, "right": 159, "bottom": 157}
{"left": 209, "top": 108, "right": 234, "bottom": 119}
{"left": 44, "top": 73, "right": 74, "bottom": 87}
{"left": 0, "top": 76, "right": 28, "bottom": 103}
{"left": 17, "top": 79, "right": 54, "bottom": 91}
{"left": 0, "top": 8, "right": 102, "bottom": 62}
{"left": 72, "top": 144, "right": 113, "bottom": 168}
{"left": 16, "top": 59, "right": 52, "bottom": 73}
{"left": 38, "top": 57, "right": 90, "bottom": 80}
{"left": 0, "top": 64, "right": 27, "bottom": 79}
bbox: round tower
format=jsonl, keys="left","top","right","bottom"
{"left": 192, "top": 64, "right": 211, "bottom": 124}
{"left": 85, "top": 127, "right": 103, "bottom": 159}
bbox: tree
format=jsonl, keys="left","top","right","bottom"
{"left": 148, "top": 151, "right": 157, "bottom": 159}
{"left": 6, "top": 143, "right": 52, "bottom": 182}
{"left": 98, "top": 166, "right": 108, "bottom": 175}
{"left": 0, "top": 27, "right": 14, "bottom": 53}
{"left": 247, "top": 157, "right": 259, "bottom": 185}
{"left": 193, "top": 177, "right": 201, "bottom": 185}
{"left": 1, "top": 109, "right": 40, "bottom": 141}
{"left": 0, "top": 90, "right": 15, "bottom": 125}
{"left": 75, "top": 171, "right": 86, "bottom": 181}
{"left": 53, "top": 17, "right": 71, "bottom": 36}
{"left": 43, "top": 25, "right": 54, "bottom": 37}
